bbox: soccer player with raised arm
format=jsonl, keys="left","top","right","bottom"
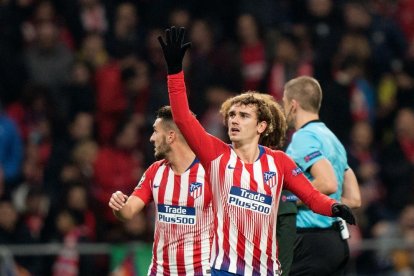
{"left": 109, "top": 106, "right": 213, "bottom": 276}
{"left": 158, "top": 27, "right": 356, "bottom": 276}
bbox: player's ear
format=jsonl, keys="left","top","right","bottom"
{"left": 257, "top": 121, "right": 268, "bottom": 135}
{"left": 167, "top": 130, "right": 176, "bottom": 144}
{"left": 291, "top": 99, "right": 299, "bottom": 112}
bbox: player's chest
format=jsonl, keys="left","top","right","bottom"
{"left": 223, "top": 160, "right": 281, "bottom": 195}
{"left": 152, "top": 169, "right": 209, "bottom": 206}
{"left": 221, "top": 160, "right": 282, "bottom": 215}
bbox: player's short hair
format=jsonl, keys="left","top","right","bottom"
{"left": 220, "top": 92, "right": 287, "bottom": 149}
{"left": 284, "top": 76, "right": 322, "bottom": 113}
{"left": 156, "top": 106, "right": 196, "bottom": 144}
{"left": 156, "top": 106, "right": 179, "bottom": 132}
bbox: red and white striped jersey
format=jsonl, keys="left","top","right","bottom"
{"left": 168, "top": 72, "right": 336, "bottom": 276}
{"left": 132, "top": 158, "right": 213, "bottom": 276}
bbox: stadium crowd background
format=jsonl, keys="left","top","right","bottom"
{"left": 0, "top": 0, "right": 413, "bottom": 274}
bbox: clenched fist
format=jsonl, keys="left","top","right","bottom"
{"left": 109, "top": 191, "right": 129, "bottom": 211}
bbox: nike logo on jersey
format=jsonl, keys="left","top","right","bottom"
{"left": 153, "top": 183, "right": 160, "bottom": 188}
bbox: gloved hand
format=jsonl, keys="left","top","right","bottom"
{"left": 158, "top": 26, "right": 191, "bottom": 75}
{"left": 331, "top": 203, "right": 356, "bottom": 225}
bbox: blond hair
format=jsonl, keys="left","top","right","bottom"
{"left": 284, "top": 76, "right": 322, "bottom": 113}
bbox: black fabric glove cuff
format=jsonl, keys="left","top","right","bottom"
{"left": 167, "top": 65, "right": 182, "bottom": 75}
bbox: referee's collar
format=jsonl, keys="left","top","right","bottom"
{"left": 300, "top": 119, "right": 321, "bottom": 129}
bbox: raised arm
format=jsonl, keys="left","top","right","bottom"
{"left": 158, "top": 26, "right": 227, "bottom": 164}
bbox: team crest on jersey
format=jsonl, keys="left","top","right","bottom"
{"left": 189, "top": 182, "right": 203, "bottom": 199}
{"left": 263, "top": 171, "right": 277, "bottom": 188}
{"left": 135, "top": 173, "right": 146, "bottom": 189}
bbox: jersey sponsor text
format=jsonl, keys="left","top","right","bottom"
{"left": 228, "top": 186, "right": 272, "bottom": 215}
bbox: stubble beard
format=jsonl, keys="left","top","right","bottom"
{"left": 154, "top": 138, "right": 171, "bottom": 160}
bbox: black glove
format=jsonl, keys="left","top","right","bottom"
{"left": 158, "top": 26, "right": 191, "bottom": 75}
{"left": 331, "top": 203, "right": 356, "bottom": 225}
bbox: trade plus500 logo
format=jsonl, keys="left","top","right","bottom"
{"left": 228, "top": 186, "right": 272, "bottom": 215}
{"left": 157, "top": 204, "right": 196, "bottom": 225}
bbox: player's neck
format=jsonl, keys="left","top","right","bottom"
{"left": 232, "top": 141, "right": 260, "bottom": 164}
{"left": 295, "top": 111, "right": 319, "bottom": 130}
{"left": 167, "top": 146, "right": 196, "bottom": 174}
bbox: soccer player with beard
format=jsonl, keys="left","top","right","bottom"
{"left": 109, "top": 106, "right": 214, "bottom": 275}
{"left": 158, "top": 26, "right": 356, "bottom": 276}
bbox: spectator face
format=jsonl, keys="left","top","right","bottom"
{"left": 116, "top": 121, "right": 138, "bottom": 150}
{"left": 56, "top": 211, "right": 75, "bottom": 234}
{"left": 36, "top": 22, "right": 58, "bottom": 50}
{"left": 72, "top": 140, "right": 98, "bottom": 168}
{"left": 0, "top": 202, "right": 18, "bottom": 232}
{"left": 67, "top": 186, "right": 88, "bottom": 210}
{"left": 69, "top": 112, "right": 94, "bottom": 141}
{"left": 350, "top": 121, "right": 373, "bottom": 149}
{"left": 275, "top": 38, "right": 297, "bottom": 63}
{"left": 115, "top": 3, "right": 137, "bottom": 33}
{"left": 344, "top": 3, "right": 371, "bottom": 30}
{"left": 71, "top": 62, "right": 91, "bottom": 84}
{"left": 237, "top": 14, "right": 259, "bottom": 44}
{"left": 169, "top": 9, "right": 191, "bottom": 28}
{"left": 34, "top": 1, "right": 55, "bottom": 22}
{"left": 190, "top": 20, "right": 213, "bottom": 51}
{"left": 399, "top": 205, "right": 414, "bottom": 234}
{"left": 396, "top": 109, "right": 414, "bottom": 140}
{"left": 308, "top": 0, "right": 332, "bottom": 17}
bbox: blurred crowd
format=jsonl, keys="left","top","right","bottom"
{"left": 0, "top": 0, "right": 413, "bottom": 274}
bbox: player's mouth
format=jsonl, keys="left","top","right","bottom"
{"left": 230, "top": 128, "right": 240, "bottom": 135}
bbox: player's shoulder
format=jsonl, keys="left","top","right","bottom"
{"left": 291, "top": 127, "right": 322, "bottom": 146}
{"left": 293, "top": 127, "right": 317, "bottom": 138}
{"left": 148, "top": 159, "right": 168, "bottom": 172}
{"left": 263, "top": 147, "right": 290, "bottom": 159}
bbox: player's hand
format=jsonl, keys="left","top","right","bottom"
{"left": 158, "top": 26, "right": 191, "bottom": 74}
{"left": 109, "top": 191, "right": 128, "bottom": 211}
{"left": 332, "top": 203, "right": 356, "bottom": 225}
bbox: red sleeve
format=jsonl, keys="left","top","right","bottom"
{"left": 279, "top": 152, "right": 335, "bottom": 216}
{"left": 131, "top": 163, "right": 157, "bottom": 204}
{"left": 167, "top": 71, "right": 228, "bottom": 165}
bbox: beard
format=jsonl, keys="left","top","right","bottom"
{"left": 154, "top": 137, "right": 171, "bottom": 160}
{"left": 286, "top": 112, "right": 296, "bottom": 130}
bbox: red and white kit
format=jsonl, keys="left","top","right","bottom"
{"left": 168, "top": 71, "right": 335, "bottom": 276}
{"left": 133, "top": 158, "right": 213, "bottom": 276}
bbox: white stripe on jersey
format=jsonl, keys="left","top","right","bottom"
{"left": 266, "top": 154, "right": 280, "bottom": 265}
{"left": 210, "top": 147, "right": 283, "bottom": 275}
{"left": 227, "top": 220, "right": 238, "bottom": 273}
{"left": 135, "top": 161, "right": 213, "bottom": 276}
{"left": 211, "top": 157, "right": 225, "bottom": 269}
{"left": 151, "top": 165, "right": 167, "bottom": 276}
